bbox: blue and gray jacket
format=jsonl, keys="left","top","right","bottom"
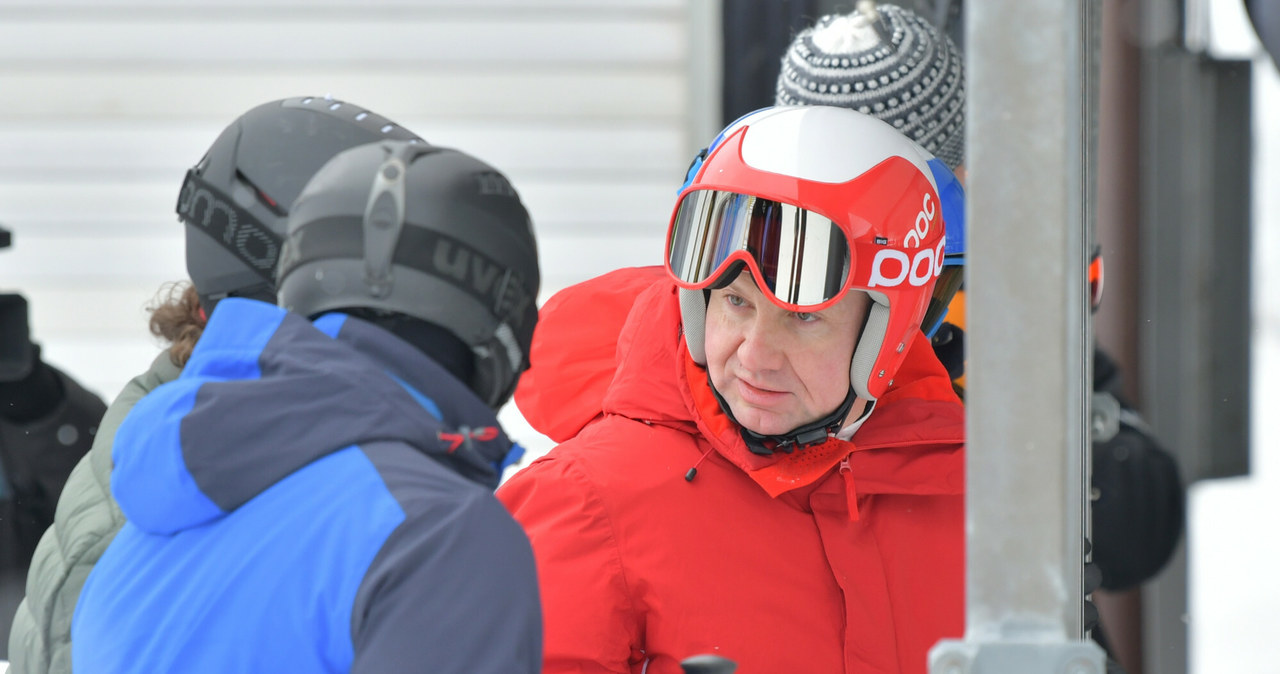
{"left": 70, "top": 298, "right": 541, "bottom": 673}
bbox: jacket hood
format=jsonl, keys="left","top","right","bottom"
{"left": 514, "top": 266, "right": 964, "bottom": 497}
{"left": 112, "top": 298, "right": 514, "bottom": 535}
{"left": 514, "top": 266, "right": 671, "bottom": 442}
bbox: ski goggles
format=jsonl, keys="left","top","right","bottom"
{"left": 920, "top": 246, "right": 1105, "bottom": 338}
{"left": 1089, "top": 246, "right": 1105, "bottom": 313}
{"left": 666, "top": 189, "right": 852, "bottom": 310}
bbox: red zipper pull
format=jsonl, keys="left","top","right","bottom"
{"left": 839, "top": 457, "right": 860, "bottom": 521}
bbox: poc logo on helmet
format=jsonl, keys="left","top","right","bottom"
{"left": 868, "top": 240, "right": 946, "bottom": 288}
{"left": 903, "top": 192, "right": 937, "bottom": 249}
{"left": 868, "top": 191, "right": 945, "bottom": 288}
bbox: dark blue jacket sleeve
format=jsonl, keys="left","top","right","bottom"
{"left": 350, "top": 487, "right": 542, "bottom": 674}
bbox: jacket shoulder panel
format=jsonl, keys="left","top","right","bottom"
{"left": 72, "top": 445, "right": 407, "bottom": 672}
{"left": 352, "top": 441, "right": 542, "bottom": 672}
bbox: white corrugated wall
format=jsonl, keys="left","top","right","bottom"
{"left": 0, "top": 0, "right": 720, "bottom": 460}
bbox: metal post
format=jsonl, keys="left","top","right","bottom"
{"left": 1138, "top": 47, "right": 1253, "bottom": 674}
{"left": 929, "top": 0, "right": 1107, "bottom": 670}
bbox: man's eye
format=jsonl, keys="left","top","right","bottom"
{"left": 793, "top": 311, "right": 816, "bottom": 322}
{"left": 727, "top": 294, "right": 746, "bottom": 307}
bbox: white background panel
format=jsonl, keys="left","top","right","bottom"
{"left": 0, "top": 121, "right": 687, "bottom": 176}
{"left": 0, "top": 0, "right": 705, "bottom": 449}
{"left": 0, "top": 71, "right": 687, "bottom": 121}
{"left": 0, "top": 18, "right": 685, "bottom": 65}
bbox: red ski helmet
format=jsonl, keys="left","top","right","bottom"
{"left": 666, "top": 105, "right": 947, "bottom": 401}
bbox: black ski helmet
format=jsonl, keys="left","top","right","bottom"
{"left": 177, "top": 96, "right": 423, "bottom": 314}
{"left": 277, "top": 140, "right": 541, "bottom": 409}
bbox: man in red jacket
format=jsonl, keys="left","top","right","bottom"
{"left": 499, "top": 105, "right": 965, "bottom": 674}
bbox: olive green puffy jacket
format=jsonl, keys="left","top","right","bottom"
{"left": 7, "top": 351, "right": 180, "bottom": 674}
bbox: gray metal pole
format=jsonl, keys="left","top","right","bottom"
{"left": 929, "top": 0, "right": 1107, "bottom": 670}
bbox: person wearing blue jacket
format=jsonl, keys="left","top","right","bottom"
{"left": 70, "top": 138, "right": 543, "bottom": 673}
{"left": 10, "top": 95, "right": 433, "bottom": 674}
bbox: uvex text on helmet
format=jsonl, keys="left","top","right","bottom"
{"left": 176, "top": 96, "right": 422, "bottom": 313}
{"left": 277, "top": 140, "right": 540, "bottom": 409}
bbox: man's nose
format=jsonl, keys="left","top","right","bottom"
{"left": 736, "top": 317, "right": 785, "bottom": 372}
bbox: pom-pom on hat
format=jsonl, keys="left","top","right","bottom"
{"left": 775, "top": 2, "right": 965, "bottom": 169}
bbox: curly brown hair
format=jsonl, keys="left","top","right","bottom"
{"left": 147, "top": 281, "right": 206, "bottom": 368}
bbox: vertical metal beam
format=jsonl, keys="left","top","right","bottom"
{"left": 1138, "top": 47, "right": 1253, "bottom": 674}
{"left": 964, "top": 0, "right": 1091, "bottom": 637}
{"left": 1139, "top": 50, "right": 1252, "bottom": 485}
{"left": 930, "top": 0, "right": 1106, "bottom": 669}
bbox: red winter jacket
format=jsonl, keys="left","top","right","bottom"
{"left": 499, "top": 267, "right": 966, "bottom": 674}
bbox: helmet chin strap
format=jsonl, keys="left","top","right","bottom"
{"left": 707, "top": 373, "right": 862, "bottom": 455}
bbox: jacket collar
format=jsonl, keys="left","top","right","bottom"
{"left": 606, "top": 277, "right": 965, "bottom": 499}
{"left": 514, "top": 267, "right": 964, "bottom": 500}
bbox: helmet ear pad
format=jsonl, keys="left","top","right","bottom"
{"left": 677, "top": 287, "right": 891, "bottom": 403}
{"left": 678, "top": 288, "right": 709, "bottom": 364}
{"left": 849, "top": 294, "right": 891, "bottom": 400}
{"left": 470, "top": 322, "right": 525, "bottom": 409}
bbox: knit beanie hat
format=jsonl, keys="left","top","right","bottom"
{"left": 775, "top": 3, "right": 965, "bottom": 169}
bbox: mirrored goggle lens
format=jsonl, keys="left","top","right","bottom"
{"left": 667, "top": 190, "right": 851, "bottom": 307}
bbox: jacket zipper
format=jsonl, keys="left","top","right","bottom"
{"left": 839, "top": 457, "right": 860, "bottom": 521}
